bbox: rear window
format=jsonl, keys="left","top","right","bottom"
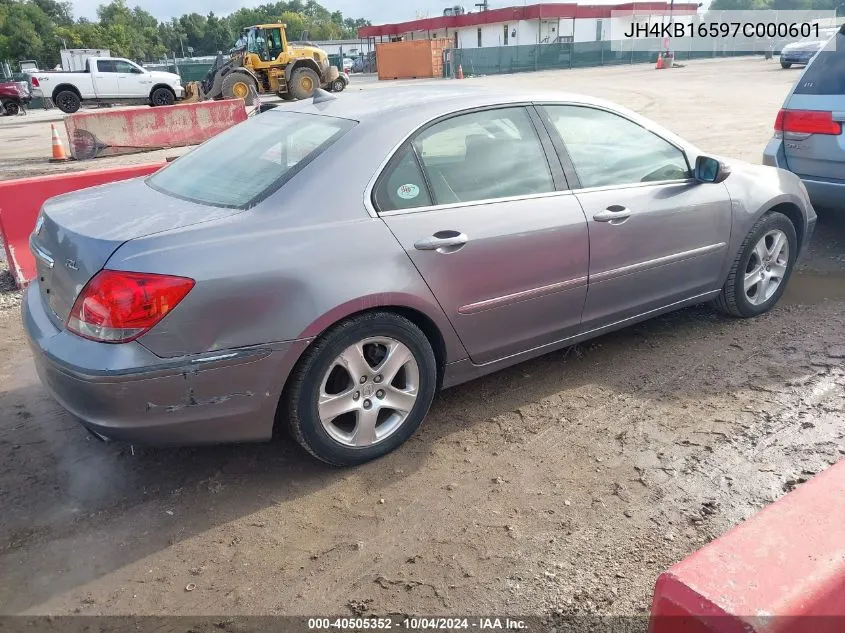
{"left": 147, "top": 111, "right": 355, "bottom": 208}
{"left": 794, "top": 32, "right": 845, "bottom": 95}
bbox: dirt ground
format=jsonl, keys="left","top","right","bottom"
{"left": 1, "top": 57, "right": 844, "bottom": 619}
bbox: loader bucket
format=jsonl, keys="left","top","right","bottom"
{"left": 182, "top": 81, "right": 203, "bottom": 103}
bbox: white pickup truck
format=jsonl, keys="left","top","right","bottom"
{"left": 31, "top": 56, "right": 185, "bottom": 114}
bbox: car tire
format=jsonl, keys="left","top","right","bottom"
{"left": 222, "top": 72, "right": 256, "bottom": 105}
{"left": 713, "top": 212, "right": 797, "bottom": 318}
{"left": 780, "top": 61, "right": 791, "bottom": 68}
{"left": 283, "top": 312, "right": 437, "bottom": 466}
{"left": 150, "top": 87, "right": 175, "bottom": 107}
{"left": 332, "top": 78, "right": 346, "bottom": 92}
{"left": 54, "top": 90, "right": 80, "bottom": 114}
{"left": 289, "top": 67, "right": 321, "bottom": 100}
{"left": 2, "top": 100, "right": 19, "bottom": 116}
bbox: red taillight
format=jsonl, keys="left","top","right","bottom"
{"left": 67, "top": 270, "right": 194, "bottom": 343}
{"left": 775, "top": 109, "right": 842, "bottom": 135}
{"left": 30, "top": 76, "right": 39, "bottom": 88}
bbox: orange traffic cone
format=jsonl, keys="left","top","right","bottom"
{"left": 655, "top": 54, "right": 664, "bottom": 70}
{"left": 49, "top": 124, "right": 68, "bottom": 162}
{"left": 456, "top": 64, "right": 464, "bottom": 80}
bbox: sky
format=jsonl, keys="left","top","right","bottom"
{"left": 70, "top": 0, "right": 632, "bottom": 24}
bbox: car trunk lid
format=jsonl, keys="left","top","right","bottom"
{"left": 30, "top": 177, "right": 238, "bottom": 328}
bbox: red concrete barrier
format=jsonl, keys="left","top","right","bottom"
{"left": 64, "top": 99, "right": 247, "bottom": 160}
{"left": 649, "top": 460, "right": 845, "bottom": 633}
{"left": 0, "top": 164, "right": 163, "bottom": 288}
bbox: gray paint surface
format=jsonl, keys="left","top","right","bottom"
{"left": 24, "top": 86, "right": 816, "bottom": 445}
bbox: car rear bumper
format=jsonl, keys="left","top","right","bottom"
{"left": 22, "top": 281, "right": 311, "bottom": 446}
{"left": 764, "top": 138, "right": 845, "bottom": 212}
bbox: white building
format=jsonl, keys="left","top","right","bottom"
{"left": 360, "top": 2, "right": 699, "bottom": 48}
{"left": 299, "top": 39, "right": 374, "bottom": 57}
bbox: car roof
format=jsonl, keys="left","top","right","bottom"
{"left": 284, "top": 85, "right": 617, "bottom": 123}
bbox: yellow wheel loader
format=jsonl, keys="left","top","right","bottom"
{"left": 184, "top": 24, "right": 340, "bottom": 105}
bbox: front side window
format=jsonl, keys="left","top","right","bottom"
{"left": 114, "top": 60, "right": 139, "bottom": 73}
{"left": 544, "top": 105, "right": 690, "bottom": 188}
{"left": 148, "top": 111, "right": 355, "bottom": 208}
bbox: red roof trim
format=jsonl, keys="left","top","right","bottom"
{"left": 358, "top": 2, "right": 698, "bottom": 38}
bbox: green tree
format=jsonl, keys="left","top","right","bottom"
{"left": 0, "top": 0, "right": 371, "bottom": 69}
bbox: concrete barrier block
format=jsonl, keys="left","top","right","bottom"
{"left": 649, "top": 460, "right": 845, "bottom": 633}
{"left": 64, "top": 99, "right": 247, "bottom": 160}
{"left": 0, "top": 164, "right": 163, "bottom": 288}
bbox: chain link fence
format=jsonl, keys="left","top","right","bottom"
{"left": 449, "top": 38, "right": 777, "bottom": 77}
{"left": 144, "top": 57, "right": 217, "bottom": 83}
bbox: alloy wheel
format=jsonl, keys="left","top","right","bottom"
{"left": 744, "top": 229, "right": 789, "bottom": 306}
{"left": 318, "top": 337, "right": 419, "bottom": 447}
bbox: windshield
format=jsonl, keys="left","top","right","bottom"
{"left": 147, "top": 111, "right": 356, "bottom": 209}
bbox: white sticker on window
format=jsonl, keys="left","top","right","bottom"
{"left": 397, "top": 183, "right": 420, "bottom": 200}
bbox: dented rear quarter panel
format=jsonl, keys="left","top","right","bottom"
{"left": 107, "top": 120, "right": 469, "bottom": 365}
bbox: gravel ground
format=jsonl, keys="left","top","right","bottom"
{"left": 0, "top": 57, "right": 843, "bottom": 619}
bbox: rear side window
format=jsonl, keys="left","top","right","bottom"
{"left": 97, "top": 60, "right": 117, "bottom": 72}
{"left": 416, "top": 107, "right": 554, "bottom": 204}
{"left": 373, "top": 147, "right": 433, "bottom": 212}
{"left": 148, "top": 112, "right": 355, "bottom": 209}
{"left": 794, "top": 32, "right": 845, "bottom": 95}
{"left": 373, "top": 107, "right": 554, "bottom": 212}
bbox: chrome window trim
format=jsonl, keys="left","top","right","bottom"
{"left": 363, "top": 100, "right": 699, "bottom": 218}
{"left": 375, "top": 179, "right": 695, "bottom": 218}
{"left": 376, "top": 189, "right": 578, "bottom": 217}
{"left": 572, "top": 177, "right": 697, "bottom": 195}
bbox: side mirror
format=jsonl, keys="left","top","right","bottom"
{"left": 695, "top": 155, "right": 731, "bottom": 184}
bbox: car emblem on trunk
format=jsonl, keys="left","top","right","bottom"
{"left": 34, "top": 215, "right": 44, "bottom": 235}
{"left": 65, "top": 259, "right": 78, "bottom": 271}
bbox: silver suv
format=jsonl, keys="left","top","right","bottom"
{"left": 764, "top": 24, "right": 845, "bottom": 211}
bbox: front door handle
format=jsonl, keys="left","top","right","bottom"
{"left": 414, "top": 231, "right": 468, "bottom": 252}
{"left": 593, "top": 205, "right": 632, "bottom": 223}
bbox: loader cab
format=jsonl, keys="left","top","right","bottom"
{"left": 243, "top": 25, "right": 288, "bottom": 65}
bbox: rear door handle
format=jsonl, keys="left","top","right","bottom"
{"left": 414, "top": 231, "right": 468, "bottom": 251}
{"left": 593, "top": 205, "right": 632, "bottom": 223}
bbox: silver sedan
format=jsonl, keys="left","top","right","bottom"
{"left": 24, "top": 86, "right": 817, "bottom": 465}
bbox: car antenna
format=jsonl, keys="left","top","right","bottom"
{"left": 312, "top": 88, "right": 336, "bottom": 104}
